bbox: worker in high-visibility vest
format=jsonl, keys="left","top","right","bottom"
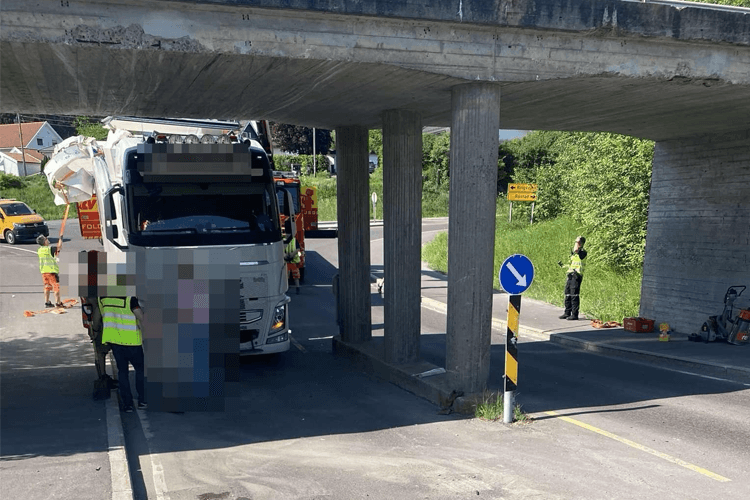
{"left": 283, "top": 219, "right": 301, "bottom": 295}
{"left": 559, "top": 236, "right": 587, "bottom": 320}
{"left": 36, "top": 235, "right": 62, "bottom": 308}
{"left": 97, "top": 296, "right": 145, "bottom": 413}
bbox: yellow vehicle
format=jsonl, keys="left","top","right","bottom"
{"left": 0, "top": 199, "right": 49, "bottom": 245}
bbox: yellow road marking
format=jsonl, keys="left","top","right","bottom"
{"left": 544, "top": 411, "right": 730, "bottom": 482}
{"left": 290, "top": 334, "right": 307, "bottom": 353}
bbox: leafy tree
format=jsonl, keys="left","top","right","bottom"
{"left": 74, "top": 116, "right": 108, "bottom": 140}
{"left": 556, "top": 133, "right": 653, "bottom": 270}
{"left": 270, "top": 123, "right": 331, "bottom": 155}
{"left": 689, "top": 0, "right": 750, "bottom": 6}
{"left": 422, "top": 132, "right": 451, "bottom": 190}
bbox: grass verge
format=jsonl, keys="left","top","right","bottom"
{"left": 474, "top": 391, "right": 531, "bottom": 423}
{"left": 422, "top": 213, "right": 642, "bottom": 323}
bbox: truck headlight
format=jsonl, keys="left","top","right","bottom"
{"left": 13, "top": 223, "right": 23, "bottom": 228}
{"left": 270, "top": 303, "right": 286, "bottom": 333}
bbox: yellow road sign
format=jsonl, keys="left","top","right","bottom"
{"left": 508, "top": 192, "right": 537, "bottom": 202}
{"left": 508, "top": 183, "right": 538, "bottom": 193}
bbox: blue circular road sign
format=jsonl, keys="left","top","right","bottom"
{"left": 499, "top": 254, "right": 535, "bottom": 295}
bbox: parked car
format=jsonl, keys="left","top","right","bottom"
{"left": 0, "top": 199, "right": 49, "bottom": 244}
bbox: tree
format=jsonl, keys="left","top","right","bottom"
{"left": 74, "top": 116, "right": 108, "bottom": 140}
{"left": 270, "top": 123, "right": 331, "bottom": 155}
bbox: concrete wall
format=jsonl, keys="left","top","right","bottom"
{"left": 641, "top": 130, "right": 750, "bottom": 334}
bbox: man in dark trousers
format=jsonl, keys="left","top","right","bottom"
{"left": 97, "top": 296, "right": 146, "bottom": 412}
{"left": 559, "top": 236, "right": 587, "bottom": 320}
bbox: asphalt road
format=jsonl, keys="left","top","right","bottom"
{"left": 2, "top": 218, "right": 749, "bottom": 499}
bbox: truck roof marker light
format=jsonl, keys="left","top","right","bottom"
{"left": 200, "top": 134, "right": 214, "bottom": 144}
{"left": 168, "top": 134, "right": 182, "bottom": 144}
{"left": 185, "top": 135, "right": 200, "bottom": 144}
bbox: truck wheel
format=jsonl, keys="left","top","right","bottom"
{"left": 4, "top": 230, "right": 16, "bottom": 245}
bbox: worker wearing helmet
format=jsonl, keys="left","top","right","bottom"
{"left": 559, "top": 236, "right": 587, "bottom": 320}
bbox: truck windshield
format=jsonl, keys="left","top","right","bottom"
{"left": 128, "top": 182, "right": 281, "bottom": 247}
{"left": 276, "top": 185, "right": 300, "bottom": 214}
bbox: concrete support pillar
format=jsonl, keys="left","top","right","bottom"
{"left": 445, "top": 83, "right": 501, "bottom": 394}
{"left": 641, "top": 130, "right": 750, "bottom": 334}
{"left": 382, "top": 109, "right": 423, "bottom": 364}
{"left": 335, "top": 125, "right": 372, "bottom": 343}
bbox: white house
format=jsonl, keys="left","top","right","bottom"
{"left": 0, "top": 121, "right": 62, "bottom": 176}
{"left": 0, "top": 148, "right": 44, "bottom": 176}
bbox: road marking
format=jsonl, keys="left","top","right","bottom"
{"left": 290, "top": 334, "right": 307, "bottom": 353}
{"left": 544, "top": 410, "right": 731, "bottom": 482}
{"left": 106, "top": 393, "right": 135, "bottom": 500}
{"left": 137, "top": 410, "right": 169, "bottom": 500}
{"left": 0, "top": 246, "right": 38, "bottom": 255}
{"left": 308, "top": 335, "right": 334, "bottom": 341}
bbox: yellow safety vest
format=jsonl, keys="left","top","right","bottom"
{"left": 285, "top": 237, "right": 300, "bottom": 264}
{"left": 98, "top": 297, "right": 141, "bottom": 346}
{"left": 567, "top": 253, "right": 584, "bottom": 275}
{"left": 37, "top": 246, "right": 59, "bottom": 274}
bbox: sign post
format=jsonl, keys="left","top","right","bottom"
{"left": 498, "top": 254, "right": 535, "bottom": 423}
{"left": 507, "top": 184, "right": 538, "bottom": 224}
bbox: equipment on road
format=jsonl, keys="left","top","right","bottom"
{"left": 690, "top": 285, "right": 750, "bottom": 345}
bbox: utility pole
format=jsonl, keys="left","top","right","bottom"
{"left": 17, "top": 113, "right": 27, "bottom": 176}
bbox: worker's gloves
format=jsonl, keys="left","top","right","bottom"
{"left": 284, "top": 253, "right": 294, "bottom": 263}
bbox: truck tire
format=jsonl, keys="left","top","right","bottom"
{"left": 4, "top": 230, "right": 16, "bottom": 245}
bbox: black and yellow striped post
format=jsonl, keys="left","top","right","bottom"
{"left": 504, "top": 294, "right": 521, "bottom": 423}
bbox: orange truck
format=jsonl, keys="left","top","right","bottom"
{"left": 274, "top": 171, "right": 319, "bottom": 283}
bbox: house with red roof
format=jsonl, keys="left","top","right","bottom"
{"left": 0, "top": 121, "right": 63, "bottom": 176}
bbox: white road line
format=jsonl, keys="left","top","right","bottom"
{"left": 0, "top": 246, "right": 38, "bottom": 255}
{"left": 137, "top": 410, "right": 170, "bottom": 500}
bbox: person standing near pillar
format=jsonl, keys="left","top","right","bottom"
{"left": 98, "top": 296, "right": 146, "bottom": 412}
{"left": 559, "top": 236, "right": 587, "bottom": 320}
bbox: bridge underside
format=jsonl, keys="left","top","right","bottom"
{"left": 2, "top": 0, "right": 749, "bottom": 400}
{"left": 3, "top": 42, "right": 750, "bottom": 142}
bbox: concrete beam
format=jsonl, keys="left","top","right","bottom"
{"left": 335, "top": 125, "right": 372, "bottom": 344}
{"left": 2, "top": 1, "right": 749, "bottom": 140}
{"left": 382, "top": 109, "right": 423, "bottom": 364}
{"left": 445, "top": 83, "right": 502, "bottom": 394}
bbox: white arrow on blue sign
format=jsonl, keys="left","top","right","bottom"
{"left": 499, "top": 254, "right": 535, "bottom": 295}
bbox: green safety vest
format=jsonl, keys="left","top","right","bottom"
{"left": 285, "top": 237, "right": 300, "bottom": 264}
{"left": 37, "top": 246, "right": 59, "bottom": 274}
{"left": 567, "top": 253, "right": 584, "bottom": 275}
{"left": 98, "top": 297, "right": 141, "bottom": 346}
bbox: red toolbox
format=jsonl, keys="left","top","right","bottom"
{"left": 623, "top": 317, "right": 655, "bottom": 333}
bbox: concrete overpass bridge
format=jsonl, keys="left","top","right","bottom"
{"left": 2, "top": 0, "right": 749, "bottom": 399}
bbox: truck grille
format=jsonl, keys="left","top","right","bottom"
{"left": 240, "top": 273, "right": 268, "bottom": 298}
{"left": 240, "top": 309, "right": 263, "bottom": 325}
